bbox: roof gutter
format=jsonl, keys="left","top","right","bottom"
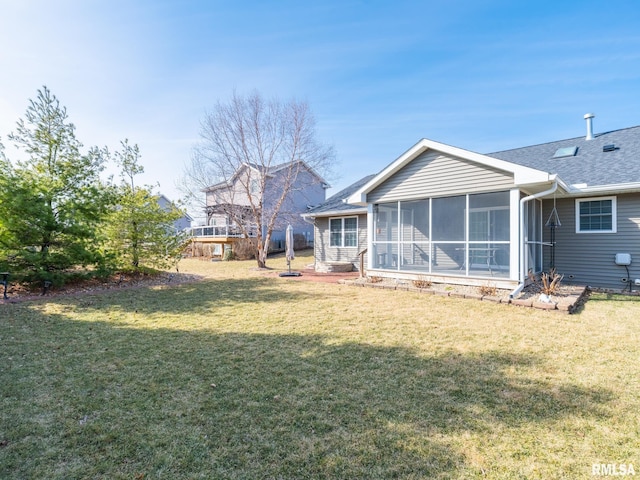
{"left": 565, "top": 182, "right": 640, "bottom": 196}
{"left": 510, "top": 179, "right": 558, "bottom": 299}
{"left": 301, "top": 207, "right": 368, "bottom": 220}
{"left": 302, "top": 214, "right": 315, "bottom": 225}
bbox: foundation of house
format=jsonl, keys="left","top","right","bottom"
{"left": 315, "top": 262, "right": 354, "bottom": 273}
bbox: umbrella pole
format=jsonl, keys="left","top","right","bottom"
{"left": 279, "top": 224, "right": 301, "bottom": 277}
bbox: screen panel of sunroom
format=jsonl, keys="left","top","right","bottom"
{"left": 430, "top": 195, "right": 466, "bottom": 275}
{"left": 466, "top": 191, "right": 510, "bottom": 277}
{"left": 398, "top": 199, "right": 429, "bottom": 270}
{"left": 372, "top": 203, "right": 398, "bottom": 268}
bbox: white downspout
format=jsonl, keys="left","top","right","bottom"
{"left": 510, "top": 179, "right": 558, "bottom": 299}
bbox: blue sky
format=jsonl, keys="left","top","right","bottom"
{"left": 2, "top": 1, "right": 640, "bottom": 221}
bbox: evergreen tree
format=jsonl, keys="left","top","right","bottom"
{"left": 105, "top": 140, "right": 187, "bottom": 271}
{"left": 0, "top": 87, "right": 112, "bottom": 284}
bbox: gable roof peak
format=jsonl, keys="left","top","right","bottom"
{"left": 346, "top": 138, "right": 553, "bottom": 205}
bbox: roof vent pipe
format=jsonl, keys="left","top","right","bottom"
{"left": 584, "top": 113, "right": 595, "bottom": 140}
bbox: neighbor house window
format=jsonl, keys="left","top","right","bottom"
{"left": 576, "top": 197, "right": 616, "bottom": 233}
{"left": 330, "top": 217, "right": 358, "bottom": 247}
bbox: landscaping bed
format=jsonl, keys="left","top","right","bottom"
{"left": 0, "top": 271, "right": 201, "bottom": 304}
{"left": 341, "top": 276, "right": 589, "bottom": 313}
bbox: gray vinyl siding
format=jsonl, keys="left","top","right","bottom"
{"left": 543, "top": 193, "right": 640, "bottom": 289}
{"left": 314, "top": 214, "right": 368, "bottom": 267}
{"left": 368, "top": 151, "right": 515, "bottom": 203}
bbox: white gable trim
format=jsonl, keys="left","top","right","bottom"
{"left": 348, "top": 138, "right": 553, "bottom": 205}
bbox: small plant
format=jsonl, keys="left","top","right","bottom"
{"left": 368, "top": 276, "right": 383, "bottom": 283}
{"left": 412, "top": 276, "right": 432, "bottom": 289}
{"left": 478, "top": 283, "right": 497, "bottom": 296}
{"left": 541, "top": 268, "right": 564, "bottom": 295}
{"left": 528, "top": 268, "right": 564, "bottom": 296}
{"left": 527, "top": 269, "right": 536, "bottom": 285}
{"left": 223, "top": 246, "right": 235, "bottom": 261}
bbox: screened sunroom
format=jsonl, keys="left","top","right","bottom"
{"left": 371, "top": 191, "right": 520, "bottom": 280}
{"left": 346, "top": 138, "right": 555, "bottom": 287}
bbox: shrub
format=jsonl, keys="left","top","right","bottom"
{"left": 412, "top": 277, "right": 432, "bottom": 289}
{"left": 368, "top": 276, "right": 383, "bottom": 283}
{"left": 293, "top": 233, "right": 308, "bottom": 250}
{"left": 478, "top": 283, "right": 497, "bottom": 296}
{"left": 230, "top": 239, "right": 255, "bottom": 260}
{"left": 223, "top": 246, "right": 234, "bottom": 261}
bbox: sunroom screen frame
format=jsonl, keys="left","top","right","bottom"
{"left": 368, "top": 189, "right": 529, "bottom": 283}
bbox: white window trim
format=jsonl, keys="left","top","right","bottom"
{"left": 575, "top": 196, "right": 617, "bottom": 233}
{"left": 329, "top": 216, "right": 358, "bottom": 248}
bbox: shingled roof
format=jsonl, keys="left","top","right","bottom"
{"left": 488, "top": 125, "right": 640, "bottom": 188}
{"left": 305, "top": 174, "right": 376, "bottom": 217}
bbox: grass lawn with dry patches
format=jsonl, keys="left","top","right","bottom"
{"left": 1, "top": 251, "right": 639, "bottom": 479}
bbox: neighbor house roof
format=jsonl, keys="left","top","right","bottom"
{"left": 158, "top": 194, "right": 193, "bottom": 221}
{"left": 304, "top": 174, "right": 376, "bottom": 218}
{"left": 204, "top": 160, "right": 330, "bottom": 193}
{"left": 489, "top": 125, "right": 640, "bottom": 192}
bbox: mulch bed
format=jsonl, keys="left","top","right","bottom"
{"left": 0, "top": 272, "right": 202, "bottom": 304}
{"left": 0, "top": 266, "right": 359, "bottom": 304}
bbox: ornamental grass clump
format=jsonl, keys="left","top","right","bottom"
{"left": 540, "top": 268, "right": 564, "bottom": 295}
{"left": 528, "top": 268, "right": 564, "bottom": 295}
{"left": 412, "top": 276, "right": 432, "bottom": 289}
{"left": 478, "top": 283, "right": 497, "bottom": 296}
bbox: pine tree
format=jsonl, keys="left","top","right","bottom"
{"left": 0, "top": 87, "right": 111, "bottom": 284}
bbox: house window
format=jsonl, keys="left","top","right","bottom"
{"left": 576, "top": 197, "right": 616, "bottom": 233}
{"left": 330, "top": 217, "right": 358, "bottom": 247}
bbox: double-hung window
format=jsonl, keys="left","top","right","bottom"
{"left": 330, "top": 217, "right": 358, "bottom": 247}
{"left": 576, "top": 196, "right": 616, "bottom": 233}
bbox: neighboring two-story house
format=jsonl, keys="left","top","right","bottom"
{"left": 195, "top": 160, "right": 328, "bottom": 257}
{"left": 157, "top": 194, "right": 192, "bottom": 231}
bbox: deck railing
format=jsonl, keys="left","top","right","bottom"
{"left": 188, "top": 225, "right": 257, "bottom": 238}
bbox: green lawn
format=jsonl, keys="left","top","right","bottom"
{"left": 1, "top": 251, "right": 639, "bottom": 479}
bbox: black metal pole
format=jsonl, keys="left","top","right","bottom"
{"left": 549, "top": 224, "right": 556, "bottom": 270}
{"left": 1, "top": 273, "right": 8, "bottom": 300}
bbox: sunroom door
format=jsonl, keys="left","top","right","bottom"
{"left": 468, "top": 207, "right": 509, "bottom": 272}
{"left": 525, "top": 199, "right": 543, "bottom": 274}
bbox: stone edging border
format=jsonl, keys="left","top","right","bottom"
{"left": 338, "top": 279, "right": 590, "bottom": 314}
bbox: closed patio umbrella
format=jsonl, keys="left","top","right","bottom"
{"left": 280, "top": 224, "right": 301, "bottom": 277}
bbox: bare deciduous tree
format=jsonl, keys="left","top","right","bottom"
{"left": 181, "top": 91, "right": 335, "bottom": 268}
